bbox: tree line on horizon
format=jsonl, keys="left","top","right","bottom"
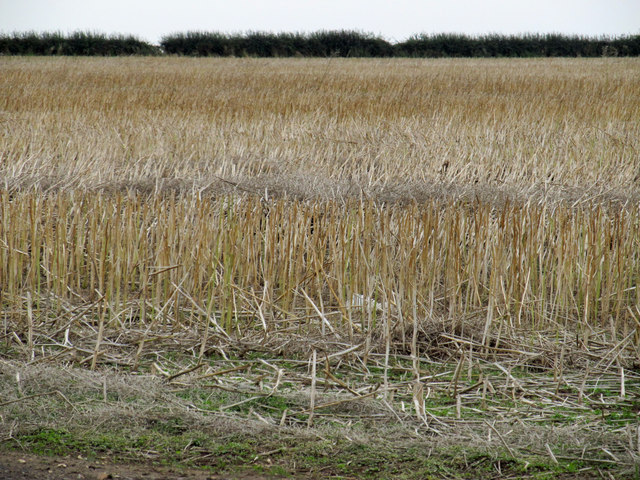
{"left": 1, "top": 30, "right": 639, "bottom": 57}
{"left": 0, "top": 32, "right": 159, "bottom": 56}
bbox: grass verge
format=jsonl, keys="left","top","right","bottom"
{"left": 1, "top": 340, "right": 637, "bottom": 479}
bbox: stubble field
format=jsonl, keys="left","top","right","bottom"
{"left": 1, "top": 57, "right": 640, "bottom": 479}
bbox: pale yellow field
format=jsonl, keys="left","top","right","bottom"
{"left": 1, "top": 57, "right": 639, "bottom": 197}
{"left": 1, "top": 57, "right": 639, "bottom": 353}
{"left": 3, "top": 58, "right": 640, "bottom": 475}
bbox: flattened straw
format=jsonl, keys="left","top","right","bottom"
{"left": 91, "top": 298, "right": 107, "bottom": 371}
{"left": 484, "top": 421, "right": 516, "bottom": 458}
{"left": 411, "top": 285, "right": 419, "bottom": 380}
{"left": 324, "top": 357, "right": 359, "bottom": 396}
{"left": 299, "top": 388, "right": 379, "bottom": 414}
{"left": 26, "top": 292, "right": 33, "bottom": 361}
{"left": 440, "top": 334, "right": 537, "bottom": 356}
{"left": 326, "top": 343, "right": 363, "bottom": 359}
{"left": 256, "top": 285, "right": 268, "bottom": 333}
{"left": 0, "top": 390, "right": 77, "bottom": 411}
{"left": 578, "top": 361, "right": 590, "bottom": 405}
{"left": 52, "top": 292, "right": 105, "bottom": 338}
{"left": 545, "top": 443, "right": 559, "bottom": 464}
{"left": 383, "top": 292, "right": 391, "bottom": 399}
{"left": 300, "top": 288, "right": 336, "bottom": 336}
{"left": 167, "top": 363, "right": 205, "bottom": 382}
{"left": 172, "top": 282, "right": 230, "bottom": 339}
{"left": 259, "top": 359, "right": 284, "bottom": 394}
{"left": 308, "top": 349, "right": 317, "bottom": 428}
{"left": 148, "top": 264, "right": 182, "bottom": 277}
{"left": 15, "top": 372, "right": 22, "bottom": 396}
{"left": 481, "top": 377, "right": 487, "bottom": 409}
{"left": 195, "top": 363, "right": 251, "bottom": 380}
{"left": 450, "top": 349, "right": 465, "bottom": 398}
{"left": 219, "top": 396, "right": 264, "bottom": 411}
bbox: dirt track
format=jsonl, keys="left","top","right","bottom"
{"left": 0, "top": 451, "right": 281, "bottom": 480}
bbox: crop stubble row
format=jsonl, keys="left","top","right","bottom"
{"left": 1, "top": 57, "right": 639, "bottom": 345}
{"left": 1, "top": 192, "right": 639, "bottom": 341}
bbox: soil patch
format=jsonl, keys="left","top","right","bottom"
{"left": 0, "top": 450, "right": 281, "bottom": 480}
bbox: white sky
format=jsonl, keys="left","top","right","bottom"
{"left": 1, "top": 0, "right": 638, "bottom": 45}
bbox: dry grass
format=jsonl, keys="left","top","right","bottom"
{"left": 1, "top": 57, "right": 639, "bottom": 196}
{"left": 1, "top": 57, "right": 639, "bottom": 341}
{"left": 1, "top": 57, "right": 640, "bottom": 475}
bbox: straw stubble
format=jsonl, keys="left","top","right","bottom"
{"left": 1, "top": 57, "right": 639, "bottom": 359}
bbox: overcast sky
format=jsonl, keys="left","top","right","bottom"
{"left": 1, "top": 0, "right": 639, "bottom": 44}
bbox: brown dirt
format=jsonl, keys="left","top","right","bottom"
{"left": 0, "top": 451, "right": 282, "bottom": 480}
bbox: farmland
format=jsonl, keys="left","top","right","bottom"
{"left": 1, "top": 57, "right": 640, "bottom": 478}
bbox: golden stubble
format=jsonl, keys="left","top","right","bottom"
{"left": 1, "top": 57, "right": 639, "bottom": 192}
{"left": 1, "top": 57, "right": 639, "bottom": 348}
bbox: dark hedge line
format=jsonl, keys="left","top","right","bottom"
{"left": 396, "top": 33, "right": 640, "bottom": 57}
{"left": 160, "top": 31, "right": 395, "bottom": 57}
{"left": 161, "top": 31, "right": 640, "bottom": 57}
{"left": 0, "top": 32, "right": 161, "bottom": 56}
{"left": 1, "top": 31, "right": 639, "bottom": 57}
